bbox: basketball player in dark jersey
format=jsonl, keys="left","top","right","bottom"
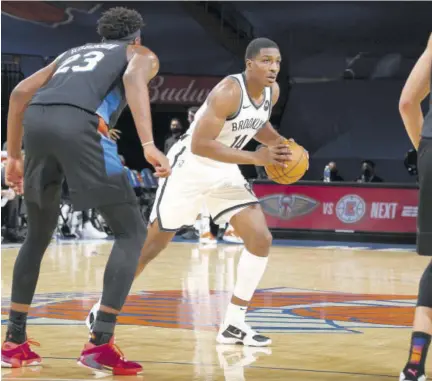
{"left": 399, "top": 33, "right": 432, "bottom": 381}
{"left": 2, "top": 7, "right": 169, "bottom": 375}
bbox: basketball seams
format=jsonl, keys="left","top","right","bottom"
{"left": 265, "top": 146, "right": 307, "bottom": 184}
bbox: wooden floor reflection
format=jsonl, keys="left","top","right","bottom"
{"left": 1, "top": 239, "right": 430, "bottom": 380}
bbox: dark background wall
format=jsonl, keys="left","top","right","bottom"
{"left": 2, "top": 1, "right": 431, "bottom": 183}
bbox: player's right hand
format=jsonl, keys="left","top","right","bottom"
{"left": 253, "top": 144, "right": 292, "bottom": 167}
{"left": 143, "top": 144, "right": 171, "bottom": 178}
{"left": 5, "top": 157, "right": 24, "bottom": 195}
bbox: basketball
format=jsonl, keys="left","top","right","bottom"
{"left": 264, "top": 139, "right": 309, "bottom": 184}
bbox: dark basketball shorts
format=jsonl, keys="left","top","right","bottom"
{"left": 22, "top": 104, "right": 136, "bottom": 210}
{"left": 417, "top": 137, "right": 432, "bottom": 256}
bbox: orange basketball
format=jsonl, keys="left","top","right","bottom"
{"left": 264, "top": 140, "right": 309, "bottom": 184}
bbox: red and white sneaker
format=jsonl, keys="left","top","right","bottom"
{"left": 1, "top": 339, "right": 42, "bottom": 368}
{"left": 77, "top": 338, "right": 142, "bottom": 375}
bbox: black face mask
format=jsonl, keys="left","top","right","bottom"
{"left": 362, "top": 167, "right": 372, "bottom": 178}
{"left": 171, "top": 128, "right": 181, "bottom": 136}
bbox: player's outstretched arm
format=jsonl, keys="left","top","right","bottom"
{"left": 7, "top": 59, "right": 59, "bottom": 159}
{"left": 124, "top": 46, "right": 170, "bottom": 177}
{"left": 399, "top": 33, "right": 432, "bottom": 149}
{"left": 191, "top": 78, "right": 290, "bottom": 166}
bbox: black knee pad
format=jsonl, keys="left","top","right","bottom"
{"left": 417, "top": 260, "right": 432, "bottom": 307}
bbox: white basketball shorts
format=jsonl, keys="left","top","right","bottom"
{"left": 149, "top": 136, "right": 259, "bottom": 231}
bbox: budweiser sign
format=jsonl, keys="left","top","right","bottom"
{"left": 149, "top": 75, "right": 221, "bottom": 105}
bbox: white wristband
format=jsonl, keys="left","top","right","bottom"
{"left": 142, "top": 141, "right": 154, "bottom": 147}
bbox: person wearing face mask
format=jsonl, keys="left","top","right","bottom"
{"left": 322, "top": 161, "right": 344, "bottom": 182}
{"left": 355, "top": 160, "right": 383, "bottom": 183}
{"left": 187, "top": 106, "right": 199, "bottom": 125}
{"left": 164, "top": 118, "right": 183, "bottom": 154}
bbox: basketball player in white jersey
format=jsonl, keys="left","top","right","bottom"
{"left": 86, "top": 37, "right": 293, "bottom": 346}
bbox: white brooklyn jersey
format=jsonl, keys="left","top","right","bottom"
{"left": 187, "top": 73, "right": 272, "bottom": 154}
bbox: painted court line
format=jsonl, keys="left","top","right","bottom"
{"left": 20, "top": 357, "right": 396, "bottom": 378}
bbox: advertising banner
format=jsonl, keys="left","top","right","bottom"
{"left": 149, "top": 75, "right": 221, "bottom": 105}
{"left": 253, "top": 182, "right": 418, "bottom": 233}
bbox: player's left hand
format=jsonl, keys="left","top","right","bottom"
{"left": 143, "top": 144, "right": 171, "bottom": 178}
{"left": 5, "top": 157, "right": 24, "bottom": 195}
{"left": 108, "top": 129, "right": 121, "bottom": 141}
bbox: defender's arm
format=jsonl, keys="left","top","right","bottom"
{"left": 124, "top": 45, "right": 159, "bottom": 146}
{"left": 124, "top": 45, "right": 170, "bottom": 177}
{"left": 7, "top": 59, "right": 59, "bottom": 159}
{"left": 399, "top": 33, "right": 432, "bottom": 149}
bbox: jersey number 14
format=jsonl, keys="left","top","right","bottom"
{"left": 230, "top": 134, "right": 248, "bottom": 149}
{"left": 54, "top": 51, "right": 105, "bottom": 75}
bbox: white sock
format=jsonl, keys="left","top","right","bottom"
{"left": 225, "top": 249, "right": 268, "bottom": 322}
{"left": 225, "top": 303, "right": 247, "bottom": 323}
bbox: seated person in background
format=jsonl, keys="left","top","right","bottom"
{"left": 164, "top": 118, "right": 183, "bottom": 154}
{"left": 187, "top": 106, "right": 199, "bottom": 125}
{"left": 355, "top": 160, "right": 383, "bottom": 183}
{"left": 322, "top": 161, "right": 344, "bottom": 182}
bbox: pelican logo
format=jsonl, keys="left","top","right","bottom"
{"left": 264, "top": 100, "right": 270, "bottom": 111}
{"left": 259, "top": 194, "right": 319, "bottom": 220}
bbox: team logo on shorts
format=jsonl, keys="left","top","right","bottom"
{"left": 336, "top": 194, "right": 366, "bottom": 224}
{"left": 259, "top": 193, "right": 319, "bottom": 220}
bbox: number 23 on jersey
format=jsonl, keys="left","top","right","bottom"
{"left": 54, "top": 51, "right": 105, "bottom": 75}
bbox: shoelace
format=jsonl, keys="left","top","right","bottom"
{"left": 110, "top": 343, "right": 126, "bottom": 362}
{"left": 20, "top": 339, "right": 40, "bottom": 359}
{"left": 26, "top": 339, "right": 40, "bottom": 348}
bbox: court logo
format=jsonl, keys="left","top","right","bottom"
{"left": 336, "top": 194, "right": 366, "bottom": 224}
{"left": 1, "top": 288, "right": 416, "bottom": 334}
{"left": 259, "top": 193, "right": 319, "bottom": 220}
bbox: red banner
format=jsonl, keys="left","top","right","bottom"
{"left": 149, "top": 75, "right": 221, "bottom": 105}
{"left": 253, "top": 182, "right": 419, "bottom": 233}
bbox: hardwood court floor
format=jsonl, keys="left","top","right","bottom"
{"left": 1, "top": 239, "right": 431, "bottom": 381}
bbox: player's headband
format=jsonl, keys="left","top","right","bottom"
{"left": 102, "top": 29, "right": 141, "bottom": 43}
{"left": 117, "top": 29, "right": 141, "bottom": 42}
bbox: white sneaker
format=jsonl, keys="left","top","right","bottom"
{"left": 85, "top": 301, "right": 100, "bottom": 331}
{"left": 216, "top": 320, "right": 271, "bottom": 347}
{"left": 81, "top": 222, "right": 108, "bottom": 239}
